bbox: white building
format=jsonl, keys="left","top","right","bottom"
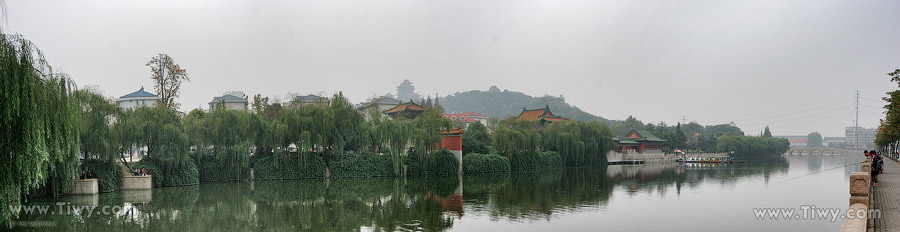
{"left": 845, "top": 127, "right": 877, "bottom": 150}
{"left": 116, "top": 87, "right": 159, "bottom": 110}
{"left": 208, "top": 91, "right": 249, "bottom": 111}
{"left": 443, "top": 112, "right": 489, "bottom": 128}
{"left": 290, "top": 94, "right": 331, "bottom": 107}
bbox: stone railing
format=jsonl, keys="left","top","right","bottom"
{"left": 841, "top": 161, "right": 871, "bottom": 232}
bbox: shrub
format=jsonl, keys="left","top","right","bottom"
{"left": 82, "top": 159, "right": 123, "bottom": 192}
{"left": 406, "top": 149, "right": 459, "bottom": 176}
{"left": 509, "top": 151, "right": 564, "bottom": 170}
{"left": 329, "top": 152, "right": 394, "bottom": 178}
{"left": 195, "top": 148, "right": 251, "bottom": 182}
{"left": 251, "top": 152, "right": 326, "bottom": 180}
{"left": 133, "top": 157, "right": 199, "bottom": 187}
{"left": 463, "top": 153, "right": 510, "bottom": 174}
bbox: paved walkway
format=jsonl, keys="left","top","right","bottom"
{"left": 871, "top": 157, "right": 900, "bottom": 232}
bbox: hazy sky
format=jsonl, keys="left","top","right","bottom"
{"left": 4, "top": 0, "right": 899, "bottom": 137}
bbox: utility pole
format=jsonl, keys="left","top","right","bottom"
{"left": 855, "top": 90, "right": 859, "bottom": 151}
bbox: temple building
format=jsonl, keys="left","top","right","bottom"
{"left": 516, "top": 105, "right": 567, "bottom": 124}
{"left": 614, "top": 130, "right": 666, "bottom": 153}
{"left": 383, "top": 100, "right": 426, "bottom": 119}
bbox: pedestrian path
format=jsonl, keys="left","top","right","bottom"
{"left": 871, "top": 157, "right": 900, "bottom": 232}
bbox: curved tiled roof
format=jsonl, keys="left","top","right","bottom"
{"left": 120, "top": 87, "right": 157, "bottom": 98}
{"left": 384, "top": 101, "right": 425, "bottom": 114}
{"left": 516, "top": 105, "right": 567, "bottom": 122}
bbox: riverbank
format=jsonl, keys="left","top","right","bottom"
{"left": 607, "top": 151, "right": 729, "bottom": 164}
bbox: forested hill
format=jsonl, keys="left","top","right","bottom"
{"left": 439, "top": 86, "right": 606, "bottom": 122}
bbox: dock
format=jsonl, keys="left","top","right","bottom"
{"left": 607, "top": 160, "right": 644, "bottom": 165}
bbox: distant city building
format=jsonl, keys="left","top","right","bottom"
{"left": 116, "top": 87, "right": 159, "bottom": 110}
{"left": 290, "top": 94, "right": 330, "bottom": 107}
{"left": 357, "top": 96, "right": 402, "bottom": 120}
{"left": 614, "top": 130, "right": 666, "bottom": 153}
{"left": 384, "top": 101, "right": 426, "bottom": 119}
{"left": 443, "top": 112, "right": 489, "bottom": 128}
{"left": 516, "top": 105, "right": 567, "bottom": 124}
{"left": 775, "top": 135, "right": 809, "bottom": 148}
{"left": 824, "top": 137, "right": 847, "bottom": 149}
{"left": 208, "top": 91, "right": 249, "bottom": 111}
{"left": 845, "top": 127, "right": 877, "bottom": 150}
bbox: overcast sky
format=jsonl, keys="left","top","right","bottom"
{"left": 4, "top": 0, "right": 899, "bottom": 137}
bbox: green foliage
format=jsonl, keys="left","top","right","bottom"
{"left": 877, "top": 68, "right": 900, "bottom": 152}
{"left": 134, "top": 157, "right": 199, "bottom": 187}
{"left": 492, "top": 120, "right": 542, "bottom": 159}
{"left": 462, "top": 153, "right": 510, "bottom": 174}
{"left": 406, "top": 149, "right": 459, "bottom": 176}
{"left": 74, "top": 89, "right": 120, "bottom": 162}
{"left": 115, "top": 106, "right": 198, "bottom": 186}
{"left": 609, "top": 116, "right": 645, "bottom": 137}
{"left": 509, "top": 151, "right": 564, "bottom": 170}
{"left": 462, "top": 121, "right": 491, "bottom": 155}
{"left": 807, "top": 132, "right": 823, "bottom": 147}
{"left": 82, "top": 159, "right": 122, "bottom": 192}
{"left": 542, "top": 120, "right": 612, "bottom": 167}
{"left": 439, "top": 86, "right": 606, "bottom": 122}
{"left": 183, "top": 107, "right": 255, "bottom": 182}
{"left": 716, "top": 136, "right": 790, "bottom": 156}
{"left": 251, "top": 152, "right": 326, "bottom": 180}
{"left": 146, "top": 53, "right": 189, "bottom": 110}
{"left": 329, "top": 152, "right": 394, "bottom": 177}
{"left": 1, "top": 33, "right": 80, "bottom": 224}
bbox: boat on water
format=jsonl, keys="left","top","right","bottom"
{"left": 676, "top": 157, "right": 734, "bottom": 164}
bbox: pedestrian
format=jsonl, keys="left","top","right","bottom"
{"left": 872, "top": 151, "right": 883, "bottom": 186}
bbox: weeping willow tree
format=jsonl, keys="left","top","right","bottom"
{"left": 492, "top": 120, "right": 542, "bottom": 158}
{"left": 541, "top": 120, "right": 613, "bottom": 167}
{"left": 184, "top": 107, "right": 254, "bottom": 181}
{"left": 1, "top": 33, "right": 80, "bottom": 225}
{"left": 115, "top": 106, "right": 197, "bottom": 186}
{"left": 74, "top": 88, "right": 122, "bottom": 192}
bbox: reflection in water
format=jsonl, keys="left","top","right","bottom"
{"left": 15, "top": 155, "right": 862, "bottom": 231}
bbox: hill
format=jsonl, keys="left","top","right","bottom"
{"left": 439, "top": 86, "right": 606, "bottom": 122}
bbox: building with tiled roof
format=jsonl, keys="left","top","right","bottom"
{"left": 116, "top": 87, "right": 159, "bottom": 110}
{"left": 516, "top": 105, "right": 567, "bottom": 123}
{"left": 209, "top": 91, "right": 249, "bottom": 111}
{"left": 614, "top": 130, "right": 666, "bottom": 153}
{"left": 384, "top": 100, "right": 426, "bottom": 119}
{"left": 443, "top": 112, "right": 489, "bottom": 128}
{"left": 357, "top": 96, "right": 403, "bottom": 121}
{"left": 290, "top": 94, "right": 330, "bottom": 107}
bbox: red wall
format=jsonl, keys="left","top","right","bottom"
{"left": 441, "top": 135, "right": 462, "bottom": 151}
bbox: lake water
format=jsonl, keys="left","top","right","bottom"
{"left": 12, "top": 154, "right": 865, "bottom": 231}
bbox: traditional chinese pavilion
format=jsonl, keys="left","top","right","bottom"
{"left": 516, "top": 105, "right": 567, "bottom": 124}
{"left": 383, "top": 100, "right": 426, "bottom": 119}
{"left": 614, "top": 130, "right": 666, "bottom": 153}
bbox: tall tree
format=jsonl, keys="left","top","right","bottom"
{"left": 762, "top": 126, "right": 773, "bottom": 138}
{"left": 807, "top": 132, "right": 823, "bottom": 147}
{"left": 146, "top": 54, "right": 189, "bottom": 110}
{"left": 395, "top": 79, "right": 420, "bottom": 102}
{"left": 673, "top": 123, "right": 687, "bottom": 149}
{"left": 1, "top": 33, "right": 80, "bottom": 224}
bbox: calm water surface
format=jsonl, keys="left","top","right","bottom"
{"left": 14, "top": 154, "right": 864, "bottom": 231}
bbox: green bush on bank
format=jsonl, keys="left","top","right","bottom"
{"left": 329, "top": 152, "right": 394, "bottom": 178}
{"left": 463, "top": 153, "right": 510, "bottom": 174}
{"left": 133, "top": 157, "right": 199, "bottom": 187}
{"left": 510, "top": 151, "right": 564, "bottom": 170}
{"left": 406, "top": 149, "right": 459, "bottom": 176}
{"left": 251, "top": 152, "right": 326, "bottom": 180}
{"left": 82, "top": 160, "right": 122, "bottom": 192}
{"left": 195, "top": 149, "right": 251, "bottom": 182}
